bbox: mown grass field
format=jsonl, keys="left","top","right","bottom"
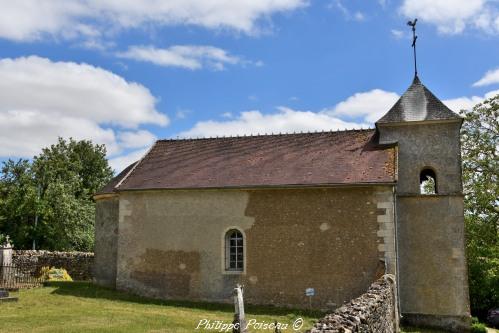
{"left": 2, "top": 282, "right": 491, "bottom": 333}
{"left": 0, "top": 282, "right": 319, "bottom": 333}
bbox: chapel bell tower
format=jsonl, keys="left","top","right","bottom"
{"left": 375, "top": 75, "right": 470, "bottom": 331}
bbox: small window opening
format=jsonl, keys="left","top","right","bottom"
{"left": 225, "top": 229, "right": 244, "bottom": 272}
{"left": 420, "top": 168, "right": 437, "bottom": 194}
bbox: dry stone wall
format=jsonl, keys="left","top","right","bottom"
{"left": 12, "top": 250, "right": 94, "bottom": 281}
{"left": 308, "top": 275, "right": 398, "bottom": 333}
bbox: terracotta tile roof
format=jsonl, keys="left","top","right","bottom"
{"left": 105, "top": 129, "right": 396, "bottom": 192}
{"left": 377, "top": 76, "right": 462, "bottom": 124}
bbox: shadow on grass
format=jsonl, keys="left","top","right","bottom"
{"left": 401, "top": 326, "right": 449, "bottom": 333}
{"left": 47, "top": 281, "right": 324, "bottom": 318}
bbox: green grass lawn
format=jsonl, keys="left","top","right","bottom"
{"left": 0, "top": 282, "right": 320, "bottom": 333}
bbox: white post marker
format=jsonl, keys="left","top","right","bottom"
{"left": 234, "top": 284, "right": 247, "bottom": 333}
{"left": 305, "top": 288, "right": 315, "bottom": 310}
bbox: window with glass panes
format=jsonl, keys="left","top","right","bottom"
{"left": 225, "top": 230, "right": 243, "bottom": 272}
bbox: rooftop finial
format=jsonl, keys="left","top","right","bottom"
{"left": 407, "top": 18, "right": 418, "bottom": 77}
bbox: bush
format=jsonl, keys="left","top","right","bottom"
{"left": 39, "top": 267, "right": 73, "bottom": 282}
{"left": 471, "top": 322, "right": 487, "bottom": 333}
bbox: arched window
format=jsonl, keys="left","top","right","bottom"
{"left": 225, "top": 229, "right": 244, "bottom": 272}
{"left": 420, "top": 168, "right": 437, "bottom": 194}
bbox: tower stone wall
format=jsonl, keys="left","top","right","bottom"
{"left": 378, "top": 121, "right": 471, "bottom": 332}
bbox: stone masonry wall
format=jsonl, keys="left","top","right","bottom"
{"left": 308, "top": 275, "right": 398, "bottom": 333}
{"left": 376, "top": 189, "right": 396, "bottom": 275}
{"left": 115, "top": 187, "right": 385, "bottom": 310}
{"left": 13, "top": 250, "right": 94, "bottom": 281}
{"left": 94, "top": 196, "right": 119, "bottom": 288}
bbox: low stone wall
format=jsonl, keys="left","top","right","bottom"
{"left": 308, "top": 275, "right": 398, "bottom": 333}
{"left": 12, "top": 250, "right": 94, "bottom": 281}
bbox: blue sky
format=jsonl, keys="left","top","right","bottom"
{"left": 0, "top": 0, "right": 498, "bottom": 172}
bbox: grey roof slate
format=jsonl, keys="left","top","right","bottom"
{"left": 376, "top": 76, "right": 462, "bottom": 124}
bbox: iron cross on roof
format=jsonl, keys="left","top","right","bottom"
{"left": 407, "top": 18, "right": 418, "bottom": 77}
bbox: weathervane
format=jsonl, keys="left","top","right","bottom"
{"left": 407, "top": 18, "right": 418, "bottom": 77}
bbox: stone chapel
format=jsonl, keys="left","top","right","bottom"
{"left": 94, "top": 75, "right": 470, "bottom": 331}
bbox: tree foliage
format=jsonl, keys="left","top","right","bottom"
{"left": 420, "top": 175, "right": 436, "bottom": 195}
{"left": 0, "top": 138, "right": 113, "bottom": 251}
{"left": 461, "top": 95, "right": 499, "bottom": 316}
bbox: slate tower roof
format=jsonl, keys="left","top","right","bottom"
{"left": 376, "top": 75, "right": 461, "bottom": 124}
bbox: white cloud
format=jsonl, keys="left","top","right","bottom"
{"left": 108, "top": 148, "right": 149, "bottom": 173}
{"left": 178, "top": 89, "right": 403, "bottom": 138}
{"left": 78, "top": 39, "right": 116, "bottom": 51}
{"left": 175, "top": 109, "right": 191, "bottom": 120}
{"left": 391, "top": 29, "right": 405, "bottom": 39}
{"left": 400, "top": 0, "right": 499, "bottom": 35}
{"left": 117, "top": 45, "right": 249, "bottom": 70}
{"left": 443, "top": 89, "right": 499, "bottom": 111}
{"left": 0, "top": 56, "right": 166, "bottom": 162}
{"left": 0, "top": 1, "right": 91, "bottom": 42}
{"left": 330, "top": 1, "right": 366, "bottom": 22}
{"left": 0, "top": 110, "right": 118, "bottom": 157}
{"left": 354, "top": 12, "right": 365, "bottom": 21}
{"left": 0, "top": 56, "right": 167, "bottom": 128}
{"left": 0, "top": 0, "right": 308, "bottom": 42}
{"left": 473, "top": 67, "right": 499, "bottom": 87}
{"left": 118, "top": 130, "right": 157, "bottom": 149}
{"left": 179, "top": 107, "right": 368, "bottom": 138}
{"left": 323, "top": 89, "right": 400, "bottom": 123}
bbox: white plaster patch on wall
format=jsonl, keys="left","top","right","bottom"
{"left": 118, "top": 198, "right": 132, "bottom": 224}
{"left": 116, "top": 190, "right": 255, "bottom": 301}
{"left": 144, "top": 190, "right": 255, "bottom": 251}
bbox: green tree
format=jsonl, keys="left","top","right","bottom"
{"left": 0, "top": 138, "right": 113, "bottom": 251}
{"left": 0, "top": 159, "right": 37, "bottom": 249}
{"left": 461, "top": 95, "right": 499, "bottom": 317}
{"left": 33, "top": 138, "right": 113, "bottom": 201}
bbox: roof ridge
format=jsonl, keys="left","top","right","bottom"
{"left": 159, "top": 128, "right": 375, "bottom": 142}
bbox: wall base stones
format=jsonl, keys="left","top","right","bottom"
{"left": 12, "top": 251, "right": 94, "bottom": 281}
{"left": 308, "top": 275, "right": 399, "bottom": 333}
{"left": 401, "top": 313, "right": 471, "bottom": 333}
